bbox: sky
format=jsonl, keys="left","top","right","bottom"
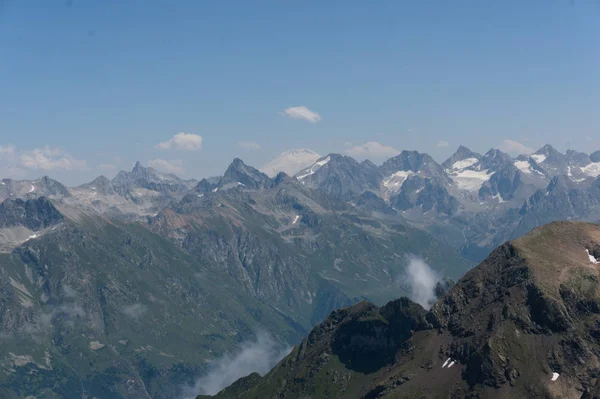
{"left": 1, "top": 0, "right": 599, "bottom": 185}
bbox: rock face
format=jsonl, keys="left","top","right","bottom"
{"left": 0, "top": 206, "right": 303, "bottom": 399}
{"left": 0, "top": 197, "right": 63, "bottom": 230}
{"left": 207, "top": 221, "right": 600, "bottom": 399}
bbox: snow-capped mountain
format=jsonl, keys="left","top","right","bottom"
{"left": 260, "top": 149, "right": 321, "bottom": 177}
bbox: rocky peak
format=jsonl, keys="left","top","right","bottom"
{"left": 479, "top": 148, "right": 513, "bottom": 171}
{"left": 221, "top": 158, "right": 271, "bottom": 189}
{"left": 209, "top": 222, "right": 600, "bottom": 399}
{"left": 442, "top": 145, "right": 482, "bottom": 169}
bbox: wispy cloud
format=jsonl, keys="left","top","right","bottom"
{"left": 237, "top": 141, "right": 261, "bottom": 151}
{"left": 437, "top": 140, "right": 449, "bottom": 148}
{"left": 281, "top": 106, "right": 322, "bottom": 123}
{"left": 400, "top": 256, "right": 441, "bottom": 310}
{"left": 181, "top": 331, "right": 291, "bottom": 398}
{"left": 148, "top": 159, "right": 185, "bottom": 175}
{"left": 498, "top": 140, "right": 534, "bottom": 155}
{"left": 156, "top": 132, "right": 203, "bottom": 151}
{"left": 20, "top": 146, "right": 87, "bottom": 171}
{"left": 344, "top": 141, "right": 400, "bottom": 160}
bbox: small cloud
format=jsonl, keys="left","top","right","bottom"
{"left": 156, "top": 132, "right": 203, "bottom": 151}
{"left": 237, "top": 141, "right": 261, "bottom": 151}
{"left": 281, "top": 106, "right": 322, "bottom": 123}
{"left": 20, "top": 146, "right": 87, "bottom": 171}
{"left": 400, "top": 256, "right": 441, "bottom": 310}
{"left": 437, "top": 140, "right": 449, "bottom": 148}
{"left": 344, "top": 141, "right": 400, "bottom": 160}
{"left": 148, "top": 159, "right": 185, "bottom": 175}
{"left": 498, "top": 140, "right": 534, "bottom": 155}
{"left": 122, "top": 303, "right": 147, "bottom": 320}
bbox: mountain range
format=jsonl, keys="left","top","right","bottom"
{"left": 2, "top": 143, "right": 600, "bottom": 397}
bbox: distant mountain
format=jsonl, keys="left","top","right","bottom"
{"left": 0, "top": 176, "right": 70, "bottom": 202}
{"left": 206, "top": 221, "right": 600, "bottom": 399}
{"left": 150, "top": 158, "right": 470, "bottom": 329}
{"left": 260, "top": 149, "right": 321, "bottom": 177}
{"left": 295, "top": 154, "right": 383, "bottom": 201}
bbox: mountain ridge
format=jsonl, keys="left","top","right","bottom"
{"left": 204, "top": 221, "right": 600, "bottom": 399}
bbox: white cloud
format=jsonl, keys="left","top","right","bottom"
{"left": 401, "top": 256, "right": 441, "bottom": 310}
{"left": 148, "top": 159, "right": 185, "bottom": 175}
{"left": 437, "top": 140, "right": 449, "bottom": 148}
{"left": 20, "top": 147, "right": 87, "bottom": 171}
{"left": 181, "top": 331, "right": 291, "bottom": 398}
{"left": 237, "top": 141, "right": 261, "bottom": 151}
{"left": 281, "top": 106, "right": 322, "bottom": 123}
{"left": 0, "top": 144, "right": 16, "bottom": 156}
{"left": 156, "top": 132, "right": 203, "bottom": 151}
{"left": 344, "top": 141, "right": 400, "bottom": 160}
{"left": 498, "top": 140, "right": 534, "bottom": 155}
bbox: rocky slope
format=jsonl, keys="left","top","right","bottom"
{"left": 205, "top": 221, "right": 600, "bottom": 399}
{"left": 149, "top": 159, "right": 470, "bottom": 329}
{"left": 0, "top": 203, "right": 303, "bottom": 399}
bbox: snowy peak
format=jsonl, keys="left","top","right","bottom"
{"left": 295, "top": 155, "right": 333, "bottom": 180}
{"left": 260, "top": 148, "right": 321, "bottom": 178}
{"left": 442, "top": 145, "right": 482, "bottom": 169}
{"left": 294, "top": 153, "right": 382, "bottom": 200}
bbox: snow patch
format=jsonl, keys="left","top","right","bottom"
{"left": 296, "top": 156, "right": 331, "bottom": 180}
{"left": 531, "top": 154, "right": 546, "bottom": 164}
{"left": 582, "top": 162, "right": 600, "bottom": 177}
{"left": 586, "top": 249, "right": 598, "bottom": 264}
{"left": 212, "top": 187, "right": 219, "bottom": 192}
{"left": 89, "top": 341, "right": 105, "bottom": 351}
{"left": 26, "top": 233, "right": 39, "bottom": 241}
{"left": 451, "top": 158, "right": 479, "bottom": 170}
{"left": 382, "top": 170, "right": 413, "bottom": 191}
{"left": 452, "top": 169, "right": 493, "bottom": 191}
{"left": 551, "top": 372, "right": 559, "bottom": 381}
{"left": 514, "top": 160, "right": 532, "bottom": 174}
{"left": 28, "top": 185, "right": 35, "bottom": 193}
{"left": 492, "top": 193, "right": 505, "bottom": 203}
{"left": 292, "top": 215, "right": 300, "bottom": 224}
{"left": 197, "top": 193, "right": 204, "bottom": 197}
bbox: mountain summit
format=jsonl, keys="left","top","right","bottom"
{"left": 206, "top": 221, "right": 600, "bottom": 399}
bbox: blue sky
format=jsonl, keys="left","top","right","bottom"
{"left": 1, "top": 0, "right": 599, "bottom": 184}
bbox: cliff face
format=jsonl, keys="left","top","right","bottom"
{"left": 207, "top": 221, "right": 600, "bottom": 399}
